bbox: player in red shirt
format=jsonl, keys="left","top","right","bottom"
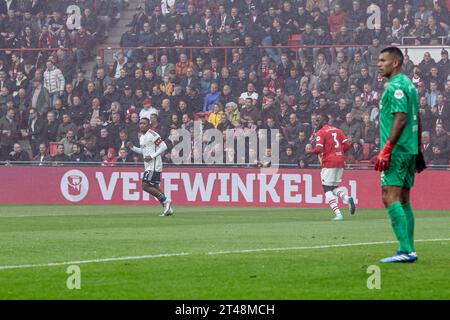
{"left": 308, "top": 114, "right": 356, "bottom": 220}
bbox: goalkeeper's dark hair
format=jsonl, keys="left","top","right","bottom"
{"left": 380, "top": 46, "right": 404, "bottom": 66}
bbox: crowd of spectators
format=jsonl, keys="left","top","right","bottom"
{"left": 1, "top": 0, "right": 450, "bottom": 168}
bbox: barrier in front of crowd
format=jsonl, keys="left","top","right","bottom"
{"left": 97, "top": 44, "right": 450, "bottom": 68}
{"left": 0, "top": 164, "right": 448, "bottom": 210}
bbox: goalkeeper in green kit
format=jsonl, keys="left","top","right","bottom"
{"left": 375, "top": 47, "right": 427, "bottom": 263}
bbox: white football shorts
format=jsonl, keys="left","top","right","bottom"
{"left": 321, "top": 168, "right": 344, "bottom": 186}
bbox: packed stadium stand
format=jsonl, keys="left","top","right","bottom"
{"left": 0, "top": 0, "right": 449, "bottom": 167}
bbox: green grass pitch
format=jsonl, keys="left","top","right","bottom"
{"left": 0, "top": 205, "right": 449, "bottom": 299}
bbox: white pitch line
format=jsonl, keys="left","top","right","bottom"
{"left": 0, "top": 253, "right": 190, "bottom": 271}
{"left": 206, "top": 238, "right": 450, "bottom": 255}
{"left": 0, "top": 238, "right": 449, "bottom": 271}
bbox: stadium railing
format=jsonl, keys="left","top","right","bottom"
{"left": 1, "top": 161, "right": 449, "bottom": 170}
{"left": 97, "top": 43, "right": 450, "bottom": 68}
{"left": 0, "top": 48, "right": 73, "bottom": 64}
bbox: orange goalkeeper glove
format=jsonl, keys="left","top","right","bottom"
{"left": 374, "top": 140, "right": 395, "bottom": 172}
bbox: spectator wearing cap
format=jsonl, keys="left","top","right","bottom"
{"left": 139, "top": 98, "right": 158, "bottom": 119}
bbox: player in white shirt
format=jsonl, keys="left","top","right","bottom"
{"left": 127, "top": 117, "right": 173, "bottom": 216}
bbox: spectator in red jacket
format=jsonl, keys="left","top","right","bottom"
{"left": 327, "top": 3, "right": 347, "bottom": 38}
{"left": 102, "top": 147, "right": 118, "bottom": 166}
{"left": 73, "top": 26, "right": 92, "bottom": 71}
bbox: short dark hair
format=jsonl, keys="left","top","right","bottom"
{"left": 140, "top": 117, "right": 150, "bottom": 124}
{"left": 380, "top": 46, "right": 404, "bottom": 66}
{"left": 320, "top": 114, "right": 330, "bottom": 123}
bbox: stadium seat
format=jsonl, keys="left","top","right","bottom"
{"left": 363, "top": 143, "right": 370, "bottom": 159}
{"left": 49, "top": 142, "right": 59, "bottom": 157}
{"left": 194, "top": 112, "right": 211, "bottom": 120}
{"left": 288, "top": 34, "right": 301, "bottom": 46}
{"left": 288, "top": 34, "right": 301, "bottom": 54}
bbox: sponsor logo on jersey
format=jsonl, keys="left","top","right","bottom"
{"left": 394, "top": 89, "right": 404, "bottom": 99}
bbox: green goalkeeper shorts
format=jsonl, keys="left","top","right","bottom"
{"left": 381, "top": 153, "right": 417, "bottom": 188}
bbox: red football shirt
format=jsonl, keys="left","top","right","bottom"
{"left": 310, "top": 125, "right": 350, "bottom": 168}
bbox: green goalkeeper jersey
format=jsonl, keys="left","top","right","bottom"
{"left": 379, "top": 73, "right": 419, "bottom": 155}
